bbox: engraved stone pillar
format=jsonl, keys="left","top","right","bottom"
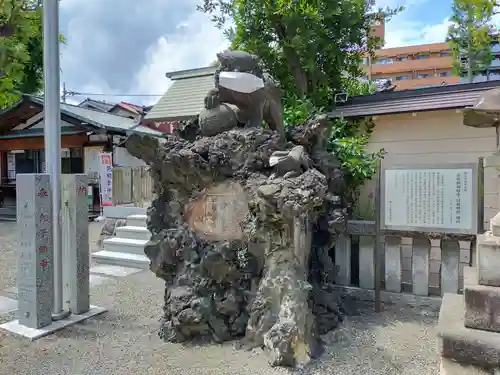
{"left": 16, "top": 174, "right": 54, "bottom": 329}
{"left": 62, "top": 174, "right": 90, "bottom": 315}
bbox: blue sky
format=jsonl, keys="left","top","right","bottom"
{"left": 383, "top": 0, "right": 461, "bottom": 48}
{"left": 56, "top": 0, "right": 469, "bottom": 106}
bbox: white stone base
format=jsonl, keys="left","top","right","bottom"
{"left": 102, "top": 205, "right": 146, "bottom": 219}
{"left": 0, "top": 305, "right": 107, "bottom": 341}
{"left": 440, "top": 358, "right": 492, "bottom": 374}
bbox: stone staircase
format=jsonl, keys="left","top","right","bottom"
{"left": 92, "top": 214, "right": 151, "bottom": 269}
{"left": 437, "top": 215, "right": 500, "bottom": 374}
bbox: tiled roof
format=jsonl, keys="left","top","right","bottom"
{"left": 328, "top": 81, "right": 500, "bottom": 118}
{"left": 28, "top": 97, "right": 163, "bottom": 137}
{"left": 78, "top": 98, "right": 116, "bottom": 112}
{"left": 145, "top": 66, "right": 217, "bottom": 121}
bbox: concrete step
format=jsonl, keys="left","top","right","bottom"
{"left": 115, "top": 226, "right": 151, "bottom": 241}
{"left": 102, "top": 237, "right": 148, "bottom": 256}
{"left": 92, "top": 250, "right": 150, "bottom": 269}
{"left": 438, "top": 293, "right": 500, "bottom": 369}
{"left": 464, "top": 266, "right": 500, "bottom": 333}
{"left": 103, "top": 205, "right": 146, "bottom": 219}
{"left": 127, "top": 214, "right": 147, "bottom": 227}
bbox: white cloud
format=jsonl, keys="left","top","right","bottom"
{"left": 385, "top": 18, "right": 452, "bottom": 48}
{"left": 133, "top": 12, "right": 228, "bottom": 105}
{"left": 59, "top": 0, "right": 227, "bottom": 106}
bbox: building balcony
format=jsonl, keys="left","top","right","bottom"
{"left": 364, "top": 56, "right": 454, "bottom": 75}
{"left": 391, "top": 75, "right": 460, "bottom": 90}
{"left": 490, "top": 58, "right": 500, "bottom": 68}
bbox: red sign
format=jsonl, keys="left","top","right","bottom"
{"left": 76, "top": 186, "right": 87, "bottom": 196}
{"left": 40, "top": 259, "right": 49, "bottom": 269}
{"left": 101, "top": 154, "right": 112, "bottom": 165}
{"left": 37, "top": 188, "right": 49, "bottom": 198}
{"left": 39, "top": 246, "right": 48, "bottom": 254}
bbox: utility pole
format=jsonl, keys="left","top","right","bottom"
{"left": 62, "top": 82, "right": 67, "bottom": 103}
{"left": 467, "top": 28, "right": 473, "bottom": 83}
{"left": 43, "top": 0, "right": 69, "bottom": 321}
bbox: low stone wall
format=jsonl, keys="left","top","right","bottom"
{"left": 332, "top": 220, "right": 476, "bottom": 301}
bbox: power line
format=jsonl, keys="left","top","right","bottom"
{"left": 66, "top": 90, "right": 164, "bottom": 97}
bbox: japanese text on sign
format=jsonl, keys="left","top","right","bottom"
{"left": 382, "top": 167, "right": 477, "bottom": 233}
{"left": 98, "top": 152, "right": 113, "bottom": 207}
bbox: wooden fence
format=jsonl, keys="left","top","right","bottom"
{"left": 334, "top": 220, "right": 475, "bottom": 300}
{"left": 112, "top": 166, "right": 153, "bottom": 207}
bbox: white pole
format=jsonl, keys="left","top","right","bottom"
{"left": 43, "top": 0, "right": 69, "bottom": 320}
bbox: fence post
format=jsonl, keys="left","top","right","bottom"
{"left": 358, "top": 235, "right": 375, "bottom": 290}
{"left": 441, "top": 240, "right": 460, "bottom": 295}
{"left": 385, "top": 236, "right": 402, "bottom": 293}
{"left": 335, "top": 233, "right": 351, "bottom": 286}
{"left": 412, "top": 238, "right": 430, "bottom": 296}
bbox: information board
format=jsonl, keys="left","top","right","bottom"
{"left": 380, "top": 162, "right": 481, "bottom": 234}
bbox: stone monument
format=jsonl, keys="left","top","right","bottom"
{"left": 437, "top": 89, "right": 500, "bottom": 374}
{"left": 15, "top": 174, "right": 54, "bottom": 329}
{"left": 126, "top": 50, "right": 346, "bottom": 368}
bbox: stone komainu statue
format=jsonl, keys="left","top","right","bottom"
{"left": 199, "top": 50, "right": 285, "bottom": 141}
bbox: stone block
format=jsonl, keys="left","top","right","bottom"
{"left": 429, "top": 259, "right": 441, "bottom": 274}
{"left": 461, "top": 248, "right": 472, "bottom": 265}
{"left": 62, "top": 174, "right": 90, "bottom": 315}
{"left": 465, "top": 266, "right": 500, "bottom": 333}
{"left": 402, "top": 256, "right": 412, "bottom": 271}
{"left": 477, "top": 233, "right": 500, "bottom": 287}
{"left": 438, "top": 293, "right": 500, "bottom": 369}
{"left": 430, "top": 246, "right": 441, "bottom": 261}
{"left": 485, "top": 154, "right": 500, "bottom": 170}
{"left": 440, "top": 357, "right": 492, "bottom": 375}
{"left": 429, "top": 273, "right": 440, "bottom": 287}
{"left": 491, "top": 213, "right": 500, "bottom": 237}
{"left": 16, "top": 174, "right": 53, "bottom": 329}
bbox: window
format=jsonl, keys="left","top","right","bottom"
{"left": 395, "top": 75, "right": 409, "bottom": 80}
{"left": 376, "top": 58, "right": 393, "bottom": 65}
{"left": 395, "top": 56, "right": 408, "bottom": 62}
{"left": 417, "top": 73, "right": 429, "bottom": 79}
{"left": 440, "top": 52, "right": 452, "bottom": 57}
{"left": 489, "top": 70, "right": 500, "bottom": 80}
{"left": 440, "top": 71, "right": 451, "bottom": 77}
{"left": 416, "top": 54, "right": 430, "bottom": 60}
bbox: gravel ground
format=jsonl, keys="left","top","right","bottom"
{"left": 0, "top": 221, "right": 440, "bottom": 375}
{"left": 0, "top": 221, "right": 102, "bottom": 291}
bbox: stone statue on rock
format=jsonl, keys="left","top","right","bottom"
{"left": 198, "top": 50, "right": 286, "bottom": 142}
{"left": 125, "top": 50, "right": 347, "bottom": 369}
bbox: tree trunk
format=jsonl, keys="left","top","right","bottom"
{"left": 273, "top": 21, "right": 308, "bottom": 97}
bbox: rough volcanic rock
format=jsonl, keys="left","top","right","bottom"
{"left": 126, "top": 119, "right": 346, "bottom": 368}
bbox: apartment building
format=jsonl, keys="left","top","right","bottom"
{"left": 364, "top": 42, "right": 461, "bottom": 90}
{"left": 462, "top": 40, "right": 500, "bottom": 83}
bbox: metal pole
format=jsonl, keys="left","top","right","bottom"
{"left": 374, "top": 158, "right": 382, "bottom": 312}
{"left": 43, "top": 0, "right": 69, "bottom": 320}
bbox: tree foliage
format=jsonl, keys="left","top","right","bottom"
{"left": 198, "top": 0, "right": 396, "bottom": 203}
{"left": 447, "top": 0, "right": 499, "bottom": 81}
{"left": 0, "top": 0, "right": 45, "bottom": 108}
{"left": 198, "top": 0, "right": 401, "bottom": 109}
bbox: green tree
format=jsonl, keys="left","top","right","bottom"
{"left": 198, "top": 0, "right": 401, "bottom": 109}
{"left": 198, "top": 0, "right": 396, "bottom": 205}
{"left": 447, "top": 0, "right": 499, "bottom": 82}
{"left": 0, "top": 0, "right": 45, "bottom": 108}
